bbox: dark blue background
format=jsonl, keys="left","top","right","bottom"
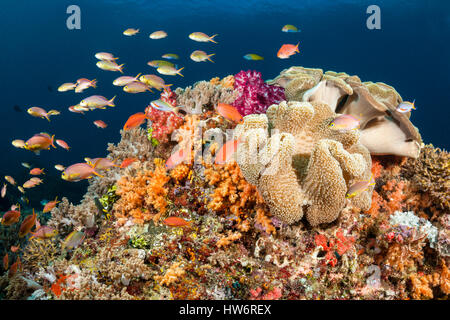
{"left": 0, "top": 0, "right": 449, "bottom": 208}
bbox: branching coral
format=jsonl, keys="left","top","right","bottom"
{"left": 114, "top": 159, "right": 170, "bottom": 225}
{"left": 236, "top": 100, "right": 372, "bottom": 226}
{"left": 233, "top": 70, "right": 285, "bottom": 116}
{"left": 155, "top": 262, "right": 186, "bottom": 287}
{"left": 401, "top": 144, "right": 450, "bottom": 211}
{"left": 210, "top": 75, "right": 235, "bottom": 89}
{"left": 175, "top": 81, "right": 237, "bottom": 114}
{"left": 410, "top": 260, "right": 450, "bottom": 299}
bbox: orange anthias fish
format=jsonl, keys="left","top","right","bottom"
{"left": 29, "top": 168, "right": 45, "bottom": 175}
{"left": 18, "top": 209, "right": 36, "bottom": 238}
{"left": 1, "top": 183, "right": 6, "bottom": 198}
{"left": 214, "top": 139, "right": 241, "bottom": 165}
{"left": 43, "top": 197, "right": 60, "bottom": 213}
{"left": 123, "top": 112, "right": 149, "bottom": 131}
{"left": 10, "top": 246, "right": 20, "bottom": 253}
{"left": 163, "top": 216, "right": 192, "bottom": 227}
{"left": 8, "top": 258, "right": 20, "bottom": 277}
{"left": 24, "top": 133, "right": 56, "bottom": 153}
{"left": 1, "top": 210, "right": 21, "bottom": 226}
{"left": 216, "top": 103, "right": 243, "bottom": 123}
{"left": 85, "top": 158, "right": 119, "bottom": 170}
{"left": 346, "top": 177, "right": 376, "bottom": 199}
{"left": 277, "top": 42, "right": 300, "bottom": 59}
{"left": 56, "top": 139, "right": 71, "bottom": 150}
{"left": 93, "top": 120, "right": 108, "bottom": 128}
{"left": 165, "top": 147, "right": 190, "bottom": 170}
{"left": 3, "top": 253, "right": 8, "bottom": 270}
{"left": 120, "top": 158, "right": 138, "bottom": 168}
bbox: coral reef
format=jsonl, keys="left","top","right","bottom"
{"left": 2, "top": 67, "right": 447, "bottom": 301}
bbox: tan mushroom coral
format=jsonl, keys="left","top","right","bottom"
{"left": 268, "top": 66, "right": 422, "bottom": 158}
{"left": 236, "top": 100, "right": 373, "bottom": 226}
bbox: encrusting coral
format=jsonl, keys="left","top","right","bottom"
{"left": 236, "top": 100, "right": 372, "bottom": 226}
{"left": 267, "top": 66, "right": 422, "bottom": 158}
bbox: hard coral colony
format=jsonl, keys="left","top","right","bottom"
{"left": 1, "top": 63, "right": 448, "bottom": 302}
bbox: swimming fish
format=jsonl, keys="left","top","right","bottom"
{"left": 93, "top": 120, "right": 108, "bottom": 128}
{"left": 346, "top": 178, "right": 376, "bottom": 199}
{"left": 18, "top": 186, "right": 25, "bottom": 194}
{"left": 80, "top": 95, "right": 116, "bottom": 109}
{"left": 5, "top": 176, "right": 16, "bottom": 185}
{"left": 3, "top": 254, "right": 7, "bottom": 270}
{"left": 123, "top": 112, "right": 149, "bottom": 131}
{"left": 165, "top": 147, "right": 190, "bottom": 170}
{"left": 62, "top": 231, "right": 85, "bottom": 250}
{"left": 163, "top": 217, "right": 192, "bottom": 227}
{"left": 329, "top": 114, "right": 360, "bottom": 131}
{"left": 21, "top": 163, "right": 31, "bottom": 169}
{"left": 149, "top": 30, "right": 167, "bottom": 39}
{"left": 123, "top": 28, "right": 139, "bottom": 36}
{"left": 12, "top": 140, "right": 26, "bottom": 148}
{"left": 24, "top": 133, "right": 56, "bottom": 153}
{"left": 282, "top": 24, "right": 300, "bottom": 32}
{"left": 27, "top": 107, "right": 60, "bottom": 121}
{"left": 277, "top": 42, "right": 300, "bottom": 59}
{"left": 29, "top": 225, "right": 58, "bottom": 240}
{"left": 23, "top": 178, "right": 42, "bottom": 189}
{"left": 95, "top": 52, "right": 118, "bottom": 61}
{"left": 1, "top": 210, "right": 21, "bottom": 226}
{"left": 56, "top": 139, "right": 71, "bottom": 150}
{"left": 149, "top": 99, "right": 180, "bottom": 114}
{"left": 215, "top": 139, "right": 241, "bottom": 165}
{"left": 190, "top": 50, "right": 215, "bottom": 63}
{"left": 147, "top": 60, "right": 175, "bottom": 68}
{"left": 396, "top": 100, "right": 416, "bottom": 113}
{"left": 189, "top": 32, "right": 218, "bottom": 43}
{"left": 96, "top": 60, "right": 124, "bottom": 73}
{"left": 61, "top": 161, "right": 103, "bottom": 182}
{"left": 58, "top": 82, "right": 77, "bottom": 92}
{"left": 68, "top": 105, "right": 89, "bottom": 114}
{"left": 123, "top": 81, "right": 153, "bottom": 93}
{"left": 54, "top": 164, "right": 65, "bottom": 171}
{"left": 156, "top": 65, "right": 184, "bottom": 77}
{"left": 243, "top": 54, "right": 264, "bottom": 60}
{"left": 139, "top": 74, "right": 172, "bottom": 91}
{"left": 8, "top": 257, "right": 20, "bottom": 277}
{"left": 85, "top": 158, "right": 119, "bottom": 170}
{"left": 1, "top": 183, "right": 6, "bottom": 198}
{"left": 29, "top": 168, "right": 45, "bottom": 175}
{"left": 75, "top": 78, "right": 97, "bottom": 93}
{"left": 18, "top": 209, "right": 36, "bottom": 238}
{"left": 161, "top": 53, "right": 179, "bottom": 60}
{"left": 43, "top": 197, "right": 60, "bottom": 213}
{"left": 216, "top": 103, "right": 243, "bottom": 123}
{"left": 113, "top": 73, "right": 141, "bottom": 86}
{"left": 10, "top": 246, "right": 20, "bottom": 253}
{"left": 120, "top": 158, "right": 138, "bottom": 168}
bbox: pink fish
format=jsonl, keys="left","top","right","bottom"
{"left": 29, "top": 168, "right": 45, "bottom": 175}
{"left": 79, "top": 95, "right": 116, "bottom": 109}
{"left": 56, "top": 139, "right": 71, "bottom": 150}
{"left": 24, "top": 133, "right": 56, "bottom": 153}
{"left": 75, "top": 78, "right": 97, "bottom": 93}
{"left": 84, "top": 158, "right": 118, "bottom": 170}
{"left": 93, "top": 120, "right": 108, "bottom": 128}
{"left": 29, "top": 225, "right": 58, "bottom": 240}
{"left": 1, "top": 183, "right": 6, "bottom": 198}
{"left": 329, "top": 114, "right": 360, "bottom": 130}
{"left": 62, "top": 161, "right": 104, "bottom": 182}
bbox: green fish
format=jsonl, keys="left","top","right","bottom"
{"left": 244, "top": 54, "right": 264, "bottom": 61}
{"left": 161, "top": 53, "right": 179, "bottom": 60}
{"left": 147, "top": 60, "right": 175, "bottom": 68}
{"left": 282, "top": 24, "right": 300, "bottom": 32}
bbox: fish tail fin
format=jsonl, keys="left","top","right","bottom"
{"left": 207, "top": 54, "right": 215, "bottom": 63}
{"left": 51, "top": 135, "right": 56, "bottom": 148}
{"left": 108, "top": 96, "right": 116, "bottom": 107}
{"left": 412, "top": 99, "right": 416, "bottom": 109}
{"left": 295, "top": 42, "right": 300, "bottom": 52}
{"left": 118, "top": 64, "right": 125, "bottom": 74}
{"left": 91, "top": 79, "right": 97, "bottom": 88}
{"left": 209, "top": 34, "right": 218, "bottom": 43}
{"left": 177, "top": 67, "right": 184, "bottom": 77}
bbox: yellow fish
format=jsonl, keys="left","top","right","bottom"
{"left": 189, "top": 32, "right": 218, "bottom": 43}
{"left": 123, "top": 28, "right": 139, "bottom": 36}
{"left": 157, "top": 65, "right": 184, "bottom": 77}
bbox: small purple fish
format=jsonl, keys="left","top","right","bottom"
{"left": 396, "top": 100, "right": 416, "bottom": 113}
{"left": 329, "top": 114, "right": 360, "bottom": 130}
{"left": 30, "top": 226, "right": 58, "bottom": 240}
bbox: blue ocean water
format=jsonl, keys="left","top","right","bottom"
{"left": 0, "top": 0, "right": 449, "bottom": 208}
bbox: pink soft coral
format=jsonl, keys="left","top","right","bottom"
{"left": 233, "top": 70, "right": 285, "bottom": 116}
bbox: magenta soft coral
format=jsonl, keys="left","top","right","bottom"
{"left": 232, "top": 70, "right": 285, "bottom": 116}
